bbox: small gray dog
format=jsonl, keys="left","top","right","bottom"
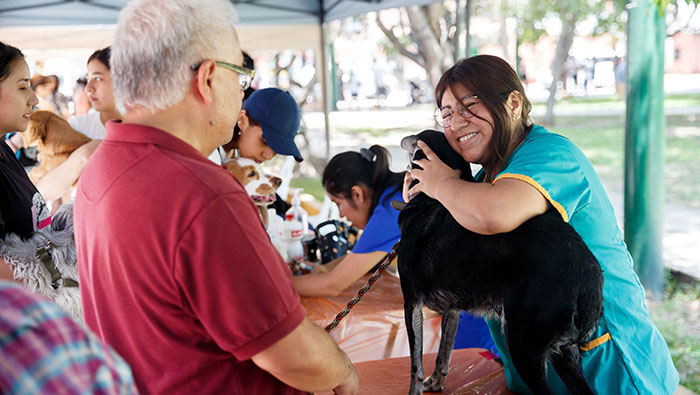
{"left": 0, "top": 203, "right": 82, "bottom": 321}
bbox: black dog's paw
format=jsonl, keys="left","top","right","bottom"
{"left": 423, "top": 374, "right": 446, "bottom": 392}
{"left": 407, "top": 381, "right": 424, "bottom": 395}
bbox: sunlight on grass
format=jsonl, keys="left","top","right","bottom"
{"left": 291, "top": 176, "right": 325, "bottom": 202}
{"left": 648, "top": 279, "right": 700, "bottom": 393}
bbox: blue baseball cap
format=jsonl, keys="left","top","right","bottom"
{"left": 243, "top": 88, "right": 303, "bottom": 162}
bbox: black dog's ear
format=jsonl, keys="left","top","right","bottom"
{"left": 400, "top": 134, "right": 419, "bottom": 154}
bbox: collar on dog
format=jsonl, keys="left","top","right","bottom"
{"left": 35, "top": 237, "right": 79, "bottom": 289}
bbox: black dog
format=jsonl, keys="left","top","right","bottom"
{"left": 396, "top": 130, "right": 603, "bottom": 395}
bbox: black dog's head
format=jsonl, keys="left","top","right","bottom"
{"left": 401, "top": 130, "right": 475, "bottom": 188}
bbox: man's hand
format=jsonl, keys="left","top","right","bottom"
{"left": 252, "top": 317, "right": 359, "bottom": 394}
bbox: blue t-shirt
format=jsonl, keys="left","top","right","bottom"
{"left": 482, "top": 125, "right": 678, "bottom": 394}
{"left": 352, "top": 188, "right": 402, "bottom": 254}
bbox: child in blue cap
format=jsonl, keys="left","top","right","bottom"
{"left": 226, "top": 87, "right": 303, "bottom": 163}
{"left": 220, "top": 87, "right": 302, "bottom": 216}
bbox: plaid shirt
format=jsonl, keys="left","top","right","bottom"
{"left": 0, "top": 281, "right": 137, "bottom": 394}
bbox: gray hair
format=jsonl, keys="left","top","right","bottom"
{"left": 111, "top": 0, "right": 239, "bottom": 114}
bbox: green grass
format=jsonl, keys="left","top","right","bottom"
{"left": 290, "top": 176, "right": 325, "bottom": 202}
{"left": 647, "top": 276, "right": 700, "bottom": 393}
{"left": 554, "top": 111, "right": 700, "bottom": 208}
{"left": 531, "top": 93, "right": 700, "bottom": 112}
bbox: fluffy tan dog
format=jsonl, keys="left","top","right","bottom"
{"left": 22, "top": 110, "right": 92, "bottom": 185}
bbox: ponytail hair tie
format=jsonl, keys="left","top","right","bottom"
{"left": 360, "top": 148, "right": 377, "bottom": 163}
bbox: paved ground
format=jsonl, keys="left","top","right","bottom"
{"left": 302, "top": 101, "right": 700, "bottom": 282}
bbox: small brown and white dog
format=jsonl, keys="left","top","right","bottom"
{"left": 22, "top": 110, "right": 92, "bottom": 185}
{"left": 225, "top": 157, "right": 282, "bottom": 228}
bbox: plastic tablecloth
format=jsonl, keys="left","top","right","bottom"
{"left": 317, "top": 348, "right": 511, "bottom": 394}
{"left": 301, "top": 273, "right": 442, "bottom": 363}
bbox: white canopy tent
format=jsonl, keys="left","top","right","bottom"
{"left": 0, "top": 0, "right": 442, "bottom": 158}
{"left": 0, "top": 0, "right": 440, "bottom": 26}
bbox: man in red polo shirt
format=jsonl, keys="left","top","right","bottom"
{"left": 73, "top": 0, "right": 358, "bottom": 394}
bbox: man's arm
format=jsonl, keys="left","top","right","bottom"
{"left": 252, "top": 317, "right": 359, "bottom": 394}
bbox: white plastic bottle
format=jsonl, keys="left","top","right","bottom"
{"left": 283, "top": 213, "right": 304, "bottom": 263}
{"left": 286, "top": 188, "right": 309, "bottom": 235}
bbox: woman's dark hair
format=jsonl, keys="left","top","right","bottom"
{"left": 0, "top": 41, "right": 24, "bottom": 83}
{"left": 323, "top": 145, "right": 405, "bottom": 214}
{"left": 88, "top": 46, "right": 111, "bottom": 70}
{"left": 0, "top": 42, "right": 25, "bottom": 158}
{"left": 435, "top": 55, "right": 533, "bottom": 176}
{"left": 242, "top": 51, "right": 255, "bottom": 101}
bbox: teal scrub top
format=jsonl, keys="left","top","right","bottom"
{"left": 482, "top": 125, "right": 678, "bottom": 394}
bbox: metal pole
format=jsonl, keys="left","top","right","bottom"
{"left": 319, "top": 21, "right": 332, "bottom": 160}
{"left": 625, "top": 0, "right": 666, "bottom": 298}
{"left": 330, "top": 42, "right": 338, "bottom": 111}
{"left": 454, "top": 0, "right": 463, "bottom": 61}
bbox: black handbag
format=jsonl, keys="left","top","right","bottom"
{"left": 314, "top": 220, "right": 358, "bottom": 264}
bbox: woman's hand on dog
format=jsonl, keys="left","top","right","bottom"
{"left": 402, "top": 172, "right": 414, "bottom": 203}
{"left": 406, "top": 140, "right": 461, "bottom": 201}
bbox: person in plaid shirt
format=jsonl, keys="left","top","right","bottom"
{"left": 0, "top": 280, "right": 137, "bottom": 394}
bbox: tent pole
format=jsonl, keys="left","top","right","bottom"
{"left": 319, "top": 21, "right": 332, "bottom": 161}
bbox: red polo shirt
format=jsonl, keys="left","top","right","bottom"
{"left": 74, "top": 121, "right": 306, "bottom": 394}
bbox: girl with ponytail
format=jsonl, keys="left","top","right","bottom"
{"left": 291, "top": 145, "right": 404, "bottom": 297}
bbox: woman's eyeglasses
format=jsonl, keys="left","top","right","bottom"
{"left": 433, "top": 91, "right": 513, "bottom": 128}
{"left": 191, "top": 60, "right": 256, "bottom": 91}
{"left": 434, "top": 95, "right": 479, "bottom": 127}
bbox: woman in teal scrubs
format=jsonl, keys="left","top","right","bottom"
{"left": 405, "top": 55, "right": 678, "bottom": 394}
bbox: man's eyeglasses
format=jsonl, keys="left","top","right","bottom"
{"left": 191, "top": 60, "right": 255, "bottom": 91}
{"left": 434, "top": 95, "right": 479, "bottom": 128}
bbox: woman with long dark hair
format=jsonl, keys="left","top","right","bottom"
{"left": 405, "top": 54, "right": 677, "bottom": 394}
{"left": 0, "top": 41, "right": 44, "bottom": 281}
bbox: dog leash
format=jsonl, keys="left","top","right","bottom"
{"left": 35, "top": 232, "right": 79, "bottom": 289}
{"left": 324, "top": 242, "right": 399, "bottom": 333}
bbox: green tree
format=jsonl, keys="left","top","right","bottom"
{"left": 513, "top": 0, "right": 626, "bottom": 124}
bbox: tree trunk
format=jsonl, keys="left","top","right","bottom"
{"left": 464, "top": 0, "right": 472, "bottom": 57}
{"left": 542, "top": 15, "right": 577, "bottom": 125}
{"left": 406, "top": 6, "right": 452, "bottom": 88}
{"left": 498, "top": 0, "right": 508, "bottom": 60}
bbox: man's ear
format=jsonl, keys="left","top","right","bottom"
{"left": 193, "top": 60, "right": 216, "bottom": 105}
